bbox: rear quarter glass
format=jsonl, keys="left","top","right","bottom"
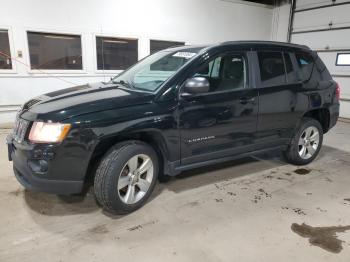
{"left": 314, "top": 53, "right": 332, "bottom": 80}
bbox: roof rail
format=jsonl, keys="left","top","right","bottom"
{"left": 219, "top": 40, "right": 310, "bottom": 50}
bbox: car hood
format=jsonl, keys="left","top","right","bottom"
{"left": 20, "top": 82, "right": 155, "bottom": 122}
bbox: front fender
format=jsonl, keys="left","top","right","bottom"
{"left": 66, "top": 101, "right": 180, "bottom": 166}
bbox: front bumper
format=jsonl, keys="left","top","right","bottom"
{"left": 7, "top": 135, "right": 84, "bottom": 195}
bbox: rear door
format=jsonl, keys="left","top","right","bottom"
{"left": 255, "top": 50, "right": 305, "bottom": 147}
{"left": 178, "top": 50, "right": 259, "bottom": 165}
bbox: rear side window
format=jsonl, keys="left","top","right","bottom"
{"left": 295, "top": 52, "right": 331, "bottom": 82}
{"left": 258, "top": 52, "right": 286, "bottom": 86}
{"left": 295, "top": 52, "right": 314, "bottom": 81}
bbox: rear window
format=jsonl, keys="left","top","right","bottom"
{"left": 258, "top": 52, "right": 286, "bottom": 86}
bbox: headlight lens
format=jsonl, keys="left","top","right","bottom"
{"left": 29, "top": 122, "right": 71, "bottom": 143}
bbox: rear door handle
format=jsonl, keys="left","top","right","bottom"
{"left": 239, "top": 97, "right": 255, "bottom": 104}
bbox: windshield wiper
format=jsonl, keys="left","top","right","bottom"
{"left": 111, "top": 79, "right": 133, "bottom": 89}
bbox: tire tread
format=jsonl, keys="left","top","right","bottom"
{"left": 284, "top": 117, "right": 323, "bottom": 165}
{"left": 94, "top": 141, "right": 158, "bottom": 214}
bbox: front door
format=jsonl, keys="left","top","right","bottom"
{"left": 178, "top": 51, "right": 258, "bottom": 166}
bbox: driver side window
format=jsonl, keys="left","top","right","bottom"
{"left": 192, "top": 53, "right": 247, "bottom": 93}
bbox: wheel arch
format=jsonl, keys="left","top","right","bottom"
{"left": 302, "top": 107, "right": 330, "bottom": 133}
{"left": 85, "top": 130, "right": 171, "bottom": 183}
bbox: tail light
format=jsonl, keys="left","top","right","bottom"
{"left": 335, "top": 82, "right": 340, "bottom": 101}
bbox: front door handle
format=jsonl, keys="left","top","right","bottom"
{"left": 239, "top": 97, "right": 255, "bottom": 104}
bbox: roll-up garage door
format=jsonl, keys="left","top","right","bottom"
{"left": 289, "top": 0, "right": 350, "bottom": 119}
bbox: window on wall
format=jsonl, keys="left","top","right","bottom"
{"left": 96, "top": 36, "right": 138, "bottom": 70}
{"left": 150, "top": 40, "right": 184, "bottom": 54}
{"left": 0, "top": 30, "right": 12, "bottom": 70}
{"left": 258, "top": 51, "right": 286, "bottom": 86}
{"left": 336, "top": 53, "right": 350, "bottom": 66}
{"left": 27, "top": 32, "right": 82, "bottom": 70}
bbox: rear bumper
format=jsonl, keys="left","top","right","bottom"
{"left": 7, "top": 135, "right": 84, "bottom": 195}
{"left": 328, "top": 103, "right": 340, "bottom": 130}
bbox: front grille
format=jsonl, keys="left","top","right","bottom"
{"left": 13, "top": 118, "right": 30, "bottom": 143}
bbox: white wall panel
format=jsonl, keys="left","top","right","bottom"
{"left": 296, "top": 0, "right": 350, "bottom": 10}
{"left": 293, "top": 5, "right": 350, "bottom": 31}
{"left": 292, "top": 29, "right": 350, "bottom": 50}
{"left": 270, "top": 2, "right": 291, "bottom": 41}
{"left": 317, "top": 53, "right": 350, "bottom": 74}
{"left": 340, "top": 100, "right": 350, "bottom": 119}
{"left": 292, "top": 0, "right": 350, "bottom": 118}
{"left": 334, "top": 77, "right": 350, "bottom": 100}
{"left": 296, "top": 0, "right": 328, "bottom": 9}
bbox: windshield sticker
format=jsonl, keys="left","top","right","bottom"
{"left": 172, "top": 52, "right": 196, "bottom": 59}
{"left": 232, "top": 58, "right": 242, "bottom": 62}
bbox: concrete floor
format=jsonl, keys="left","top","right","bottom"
{"left": 1, "top": 122, "right": 350, "bottom": 262}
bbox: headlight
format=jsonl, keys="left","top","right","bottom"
{"left": 29, "top": 122, "right": 71, "bottom": 143}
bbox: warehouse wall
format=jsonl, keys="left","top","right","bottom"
{"left": 270, "top": 0, "right": 350, "bottom": 119}
{"left": 0, "top": 0, "right": 273, "bottom": 125}
{"left": 270, "top": 0, "right": 291, "bottom": 41}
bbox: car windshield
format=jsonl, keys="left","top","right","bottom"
{"left": 111, "top": 49, "right": 200, "bottom": 92}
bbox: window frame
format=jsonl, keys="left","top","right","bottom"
{"left": 25, "top": 28, "right": 86, "bottom": 74}
{"left": 0, "top": 26, "right": 17, "bottom": 74}
{"left": 283, "top": 52, "right": 300, "bottom": 84}
{"left": 93, "top": 33, "right": 139, "bottom": 74}
{"left": 179, "top": 50, "right": 250, "bottom": 96}
{"left": 288, "top": 52, "right": 304, "bottom": 83}
{"left": 150, "top": 39, "right": 185, "bottom": 54}
{"left": 335, "top": 53, "right": 350, "bottom": 66}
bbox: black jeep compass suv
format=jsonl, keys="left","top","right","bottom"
{"left": 7, "top": 41, "right": 340, "bottom": 214}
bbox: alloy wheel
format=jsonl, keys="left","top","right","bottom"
{"left": 298, "top": 126, "right": 320, "bottom": 160}
{"left": 117, "top": 154, "right": 154, "bottom": 204}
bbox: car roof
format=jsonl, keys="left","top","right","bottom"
{"left": 164, "top": 41, "right": 310, "bottom": 53}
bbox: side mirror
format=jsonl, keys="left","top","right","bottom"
{"left": 182, "top": 77, "right": 210, "bottom": 97}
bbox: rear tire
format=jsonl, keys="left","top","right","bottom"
{"left": 284, "top": 117, "right": 323, "bottom": 165}
{"left": 94, "top": 141, "right": 158, "bottom": 214}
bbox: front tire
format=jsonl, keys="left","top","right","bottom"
{"left": 284, "top": 118, "right": 323, "bottom": 165}
{"left": 94, "top": 141, "right": 158, "bottom": 214}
